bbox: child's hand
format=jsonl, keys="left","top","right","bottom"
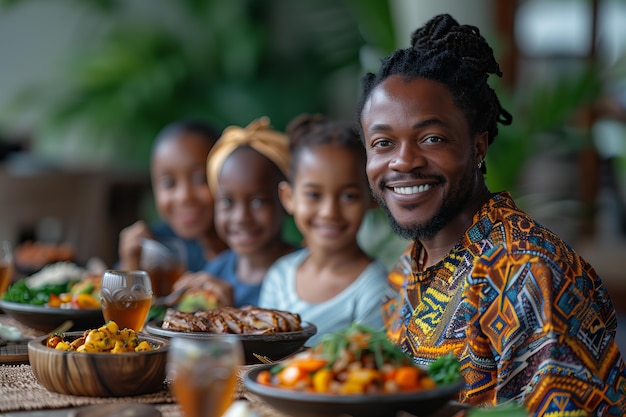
{"left": 173, "top": 271, "right": 234, "bottom": 307}
{"left": 118, "top": 220, "right": 152, "bottom": 270}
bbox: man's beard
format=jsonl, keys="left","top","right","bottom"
{"left": 372, "top": 165, "right": 477, "bottom": 242}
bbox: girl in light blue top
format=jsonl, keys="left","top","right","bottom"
{"left": 259, "top": 114, "right": 388, "bottom": 346}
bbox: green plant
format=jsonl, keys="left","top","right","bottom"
{"left": 486, "top": 63, "right": 607, "bottom": 195}
{"left": 3, "top": 0, "right": 396, "bottom": 170}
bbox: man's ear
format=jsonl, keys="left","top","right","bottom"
{"left": 278, "top": 180, "right": 294, "bottom": 215}
{"left": 475, "top": 131, "right": 489, "bottom": 162}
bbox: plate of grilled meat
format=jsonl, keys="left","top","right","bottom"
{"left": 144, "top": 306, "right": 317, "bottom": 364}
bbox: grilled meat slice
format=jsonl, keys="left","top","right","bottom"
{"left": 241, "top": 306, "right": 302, "bottom": 332}
{"left": 224, "top": 307, "right": 275, "bottom": 333}
{"left": 162, "top": 308, "right": 209, "bottom": 332}
{"left": 271, "top": 309, "right": 303, "bottom": 331}
{"left": 161, "top": 306, "right": 303, "bottom": 334}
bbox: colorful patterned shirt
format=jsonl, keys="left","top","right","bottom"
{"left": 382, "top": 192, "right": 626, "bottom": 416}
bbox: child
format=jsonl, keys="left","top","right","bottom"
{"left": 118, "top": 120, "right": 228, "bottom": 275}
{"left": 258, "top": 114, "right": 388, "bottom": 345}
{"left": 173, "top": 117, "right": 297, "bottom": 308}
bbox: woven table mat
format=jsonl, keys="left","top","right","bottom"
{"left": 0, "top": 314, "right": 45, "bottom": 338}
{"left": 1, "top": 363, "right": 281, "bottom": 417}
{"left": 0, "top": 316, "right": 41, "bottom": 364}
{"left": 0, "top": 364, "right": 175, "bottom": 413}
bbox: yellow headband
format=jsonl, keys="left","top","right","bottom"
{"left": 206, "top": 117, "right": 290, "bottom": 193}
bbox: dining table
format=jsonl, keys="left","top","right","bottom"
{"left": 0, "top": 313, "right": 269, "bottom": 417}
{"left": 0, "top": 313, "right": 468, "bottom": 417}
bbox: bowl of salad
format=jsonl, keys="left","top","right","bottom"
{"left": 0, "top": 262, "right": 104, "bottom": 332}
{"left": 244, "top": 323, "right": 464, "bottom": 417}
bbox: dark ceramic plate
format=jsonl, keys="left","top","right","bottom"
{"left": 0, "top": 300, "right": 104, "bottom": 333}
{"left": 244, "top": 364, "right": 464, "bottom": 417}
{"left": 145, "top": 320, "right": 317, "bottom": 364}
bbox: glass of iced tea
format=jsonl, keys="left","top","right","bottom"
{"left": 0, "top": 241, "right": 14, "bottom": 296}
{"left": 100, "top": 270, "right": 153, "bottom": 331}
{"left": 167, "top": 336, "right": 243, "bottom": 417}
{"left": 140, "top": 238, "right": 186, "bottom": 299}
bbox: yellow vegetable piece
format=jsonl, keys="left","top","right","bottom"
{"left": 346, "top": 368, "right": 379, "bottom": 386}
{"left": 84, "top": 330, "right": 111, "bottom": 351}
{"left": 47, "top": 321, "right": 154, "bottom": 354}
{"left": 72, "top": 293, "right": 100, "bottom": 309}
{"left": 46, "top": 294, "right": 63, "bottom": 308}
{"left": 312, "top": 368, "right": 333, "bottom": 393}
{"left": 54, "top": 341, "right": 72, "bottom": 351}
{"left": 98, "top": 321, "right": 118, "bottom": 334}
{"left": 135, "top": 341, "right": 152, "bottom": 352}
{"left": 339, "top": 380, "right": 365, "bottom": 395}
{"left": 111, "top": 340, "right": 129, "bottom": 354}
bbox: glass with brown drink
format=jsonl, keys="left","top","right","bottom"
{"left": 0, "top": 241, "right": 14, "bottom": 296}
{"left": 100, "top": 270, "right": 153, "bottom": 331}
{"left": 140, "top": 238, "right": 186, "bottom": 298}
{"left": 167, "top": 336, "right": 243, "bottom": 417}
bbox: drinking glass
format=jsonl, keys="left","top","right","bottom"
{"left": 0, "top": 241, "right": 14, "bottom": 297}
{"left": 167, "top": 336, "right": 243, "bottom": 417}
{"left": 100, "top": 270, "right": 153, "bottom": 331}
{"left": 140, "top": 238, "right": 187, "bottom": 299}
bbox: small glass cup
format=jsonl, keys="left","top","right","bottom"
{"left": 140, "top": 238, "right": 187, "bottom": 299}
{"left": 100, "top": 270, "right": 153, "bottom": 331}
{"left": 0, "top": 241, "right": 14, "bottom": 297}
{"left": 167, "top": 336, "right": 243, "bottom": 417}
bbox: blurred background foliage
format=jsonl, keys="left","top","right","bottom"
{"left": 486, "top": 63, "right": 608, "bottom": 194}
{"left": 1, "top": 0, "right": 396, "bottom": 170}
{"left": 1, "top": 0, "right": 624, "bottom": 200}
{"left": 1, "top": 0, "right": 626, "bottom": 268}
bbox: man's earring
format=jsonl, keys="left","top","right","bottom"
{"left": 477, "top": 159, "right": 483, "bottom": 169}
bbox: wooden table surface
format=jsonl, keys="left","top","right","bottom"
{"left": 0, "top": 313, "right": 467, "bottom": 417}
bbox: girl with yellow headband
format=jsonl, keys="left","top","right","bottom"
{"left": 172, "top": 117, "right": 298, "bottom": 307}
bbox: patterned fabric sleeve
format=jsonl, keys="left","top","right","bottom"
{"left": 468, "top": 246, "right": 626, "bottom": 416}
{"left": 382, "top": 245, "right": 414, "bottom": 345}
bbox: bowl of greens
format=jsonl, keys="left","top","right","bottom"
{"left": 0, "top": 262, "right": 104, "bottom": 332}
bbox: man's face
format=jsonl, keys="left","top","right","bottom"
{"left": 360, "top": 76, "right": 481, "bottom": 241}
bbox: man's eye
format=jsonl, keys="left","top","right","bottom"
{"left": 372, "top": 138, "right": 392, "bottom": 148}
{"left": 424, "top": 135, "right": 443, "bottom": 144}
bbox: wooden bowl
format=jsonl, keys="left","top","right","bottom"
{"left": 27, "top": 331, "right": 169, "bottom": 397}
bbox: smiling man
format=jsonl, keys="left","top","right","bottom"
{"left": 357, "top": 13, "right": 626, "bottom": 416}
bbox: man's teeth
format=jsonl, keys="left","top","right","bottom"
{"left": 394, "top": 184, "right": 433, "bottom": 195}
